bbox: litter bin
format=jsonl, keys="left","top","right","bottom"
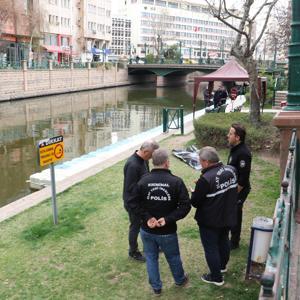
{"left": 251, "top": 216, "right": 273, "bottom": 263}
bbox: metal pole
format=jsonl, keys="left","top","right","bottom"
{"left": 198, "top": 39, "right": 202, "bottom": 64}
{"left": 179, "top": 41, "right": 182, "bottom": 64}
{"left": 180, "top": 105, "right": 184, "bottom": 135}
{"left": 163, "top": 108, "right": 167, "bottom": 132}
{"left": 50, "top": 163, "right": 58, "bottom": 225}
{"left": 285, "top": 0, "right": 300, "bottom": 110}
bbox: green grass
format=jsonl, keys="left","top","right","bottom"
{"left": 0, "top": 136, "right": 280, "bottom": 299}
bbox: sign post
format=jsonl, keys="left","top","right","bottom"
{"left": 38, "top": 135, "right": 64, "bottom": 225}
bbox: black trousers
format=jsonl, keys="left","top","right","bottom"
{"left": 230, "top": 203, "right": 243, "bottom": 246}
{"left": 199, "top": 226, "right": 230, "bottom": 281}
{"left": 126, "top": 209, "right": 141, "bottom": 253}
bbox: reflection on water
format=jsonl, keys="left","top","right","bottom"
{"left": 0, "top": 83, "right": 204, "bottom": 207}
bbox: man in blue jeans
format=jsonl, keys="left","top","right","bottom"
{"left": 128, "top": 149, "right": 191, "bottom": 295}
{"left": 191, "top": 146, "right": 237, "bottom": 286}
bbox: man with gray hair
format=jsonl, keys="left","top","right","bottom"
{"left": 128, "top": 149, "right": 191, "bottom": 295}
{"left": 123, "top": 139, "right": 159, "bottom": 262}
{"left": 191, "top": 146, "right": 238, "bottom": 286}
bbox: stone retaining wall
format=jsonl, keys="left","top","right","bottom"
{"left": 0, "top": 63, "right": 153, "bottom": 102}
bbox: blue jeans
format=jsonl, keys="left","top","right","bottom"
{"left": 140, "top": 229, "right": 186, "bottom": 290}
{"left": 199, "top": 226, "right": 230, "bottom": 281}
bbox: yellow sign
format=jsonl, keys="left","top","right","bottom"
{"left": 38, "top": 136, "right": 64, "bottom": 167}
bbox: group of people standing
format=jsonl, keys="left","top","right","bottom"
{"left": 122, "top": 123, "right": 252, "bottom": 295}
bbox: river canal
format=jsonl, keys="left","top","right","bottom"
{"left": 0, "top": 82, "right": 205, "bottom": 207}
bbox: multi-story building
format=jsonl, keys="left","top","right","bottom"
{"left": 43, "top": 0, "right": 112, "bottom": 63}
{"left": 78, "top": 0, "right": 112, "bottom": 61}
{"left": 123, "top": 0, "right": 237, "bottom": 62}
{"left": 110, "top": 16, "right": 131, "bottom": 57}
{"left": 0, "top": 0, "right": 36, "bottom": 66}
{"left": 0, "top": 0, "right": 113, "bottom": 65}
{"left": 41, "top": 0, "right": 73, "bottom": 63}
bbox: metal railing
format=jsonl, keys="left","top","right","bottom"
{"left": 259, "top": 129, "right": 300, "bottom": 299}
{"left": 162, "top": 106, "right": 184, "bottom": 135}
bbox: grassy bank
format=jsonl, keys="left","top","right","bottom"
{"left": 194, "top": 113, "right": 279, "bottom": 151}
{"left": 0, "top": 134, "right": 280, "bottom": 299}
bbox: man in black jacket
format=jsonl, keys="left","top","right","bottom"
{"left": 128, "top": 149, "right": 191, "bottom": 295}
{"left": 227, "top": 123, "right": 252, "bottom": 250}
{"left": 191, "top": 146, "right": 237, "bottom": 286}
{"left": 123, "top": 140, "right": 159, "bottom": 262}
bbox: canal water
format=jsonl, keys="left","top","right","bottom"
{"left": 0, "top": 82, "right": 204, "bottom": 207}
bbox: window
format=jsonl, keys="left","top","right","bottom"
{"left": 142, "top": 0, "right": 154, "bottom": 4}
{"left": 61, "top": 36, "right": 69, "bottom": 46}
{"left": 155, "top": 0, "right": 166, "bottom": 7}
{"left": 62, "top": 0, "right": 70, "bottom": 8}
{"left": 168, "top": 2, "right": 178, "bottom": 8}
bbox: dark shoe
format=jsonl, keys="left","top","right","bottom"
{"left": 201, "top": 273, "right": 224, "bottom": 286}
{"left": 221, "top": 268, "right": 227, "bottom": 274}
{"left": 153, "top": 288, "right": 162, "bottom": 296}
{"left": 129, "top": 251, "right": 146, "bottom": 262}
{"left": 175, "top": 274, "right": 189, "bottom": 287}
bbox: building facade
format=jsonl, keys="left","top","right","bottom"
{"left": 123, "top": 0, "right": 237, "bottom": 62}
{"left": 0, "top": 0, "right": 113, "bottom": 65}
{"left": 110, "top": 16, "right": 131, "bottom": 57}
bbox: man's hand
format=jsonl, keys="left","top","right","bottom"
{"left": 157, "top": 218, "right": 166, "bottom": 227}
{"left": 147, "top": 217, "right": 158, "bottom": 228}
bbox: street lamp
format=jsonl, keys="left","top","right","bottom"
{"left": 157, "top": 35, "right": 164, "bottom": 64}
{"left": 128, "top": 42, "right": 132, "bottom": 64}
{"left": 219, "top": 38, "right": 225, "bottom": 64}
{"left": 144, "top": 43, "right": 147, "bottom": 63}
{"left": 178, "top": 41, "right": 182, "bottom": 64}
{"left": 198, "top": 39, "right": 202, "bottom": 64}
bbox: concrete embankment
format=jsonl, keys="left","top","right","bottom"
{"left": 0, "top": 109, "right": 205, "bottom": 222}
{"left": 0, "top": 65, "right": 155, "bottom": 102}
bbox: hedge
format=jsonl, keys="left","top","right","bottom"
{"left": 193, "top": 112, "right": 280, "bottom": 151}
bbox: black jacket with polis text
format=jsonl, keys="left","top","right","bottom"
{"left": 227, "top": 142, "right": 252, "bottom": 201}
{"left": 123, "top": 151, "right": 149, "bottom": 209}
{"left": 128, "top": 168, "right": 191, "bottom": 235}
{"left": 191, "top": 162, "right": 238, "bottom": 228}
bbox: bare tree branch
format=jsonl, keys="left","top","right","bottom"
{"left": 250, "top": 0, "right": 279, "bottom": 53}
{"left": 250, "top": 0, "right": 274, "bottom": 23}
{"left": 222, "top": 0, "right": 243, "bottom": 20}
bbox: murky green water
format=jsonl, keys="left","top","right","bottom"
{"left": 0, "top": 83, "right": 204, "bottom": 207}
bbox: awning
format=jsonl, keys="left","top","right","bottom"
{"left": 43, "top": 45, "right": 70, "bottom": 54}
{"left": 193, "top": 59, "right": 249, "bottom": 115}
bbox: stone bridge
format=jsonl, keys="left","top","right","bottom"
{"left": 128, "top": 63, "right": 221, "bottom": 87}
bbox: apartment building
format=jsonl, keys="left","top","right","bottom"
{"left": 110, "top": 16, "right": 131, "bottom": 56}
{"left": 0, "top": 0, "right": 113, "bottom": 64}
{"left": 43, "top": 0, "right": 112, "bottom": 62}
{"left": 79, "top": 0, "right": 112, "bottom": 61}
{"left": 41, "top": 0, "right": 73, "bottom": 63}
{"left": 123, "top": 0, "right": 237, "bottom": 61}
{"left": 0, "top": 0, "right": 36, "bottom": 66}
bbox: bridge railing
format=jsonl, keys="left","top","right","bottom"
{"left": 259, "top": 129, "right": 299, "bottom": 299}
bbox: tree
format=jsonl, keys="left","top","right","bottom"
{"left": 265, "top": 1, "right": 291, "bottom": 59}
{"left": 204, "top": 0, "right": 280, "bottom": 125}
{"left": 149, "top": 9, "right": 176, "bottom": 59}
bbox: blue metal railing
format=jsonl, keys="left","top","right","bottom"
{"left": 259, "top": 129, "right": 299, "bottom": 299}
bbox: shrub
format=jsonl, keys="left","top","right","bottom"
{"left": 193, "top": 112, "right": 280, "bottom": 151}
